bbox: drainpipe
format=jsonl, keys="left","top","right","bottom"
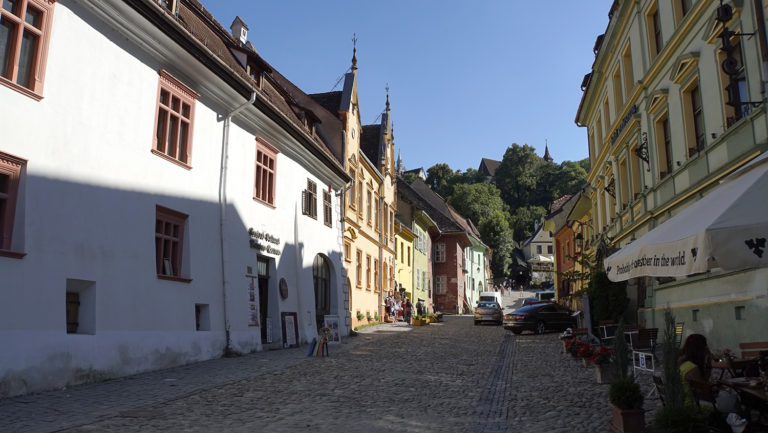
{"left": 218, "top": 92, "right": 256, "bottom": 356}
{"left": 378, "top": 181, "right": 385, "bottom": 320}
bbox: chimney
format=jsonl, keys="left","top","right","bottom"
{"left": 230, "top": 16, "right": 248, "bottom": 44}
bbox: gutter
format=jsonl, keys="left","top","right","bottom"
{"left": 218, "top": 92, "right": 256, "bottom": 356}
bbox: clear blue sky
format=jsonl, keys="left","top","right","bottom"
{"left": 203, "top": 1, "right": 614, "bottom": 172}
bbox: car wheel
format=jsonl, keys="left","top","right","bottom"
{"left": 512, "top": 329, "right": 522, "bottom": 335}
{"left": 536, "top": 321, "right": 546, "bottom": 334}
{"left": 474, "top": 321, "right": 479, "bottom": 326}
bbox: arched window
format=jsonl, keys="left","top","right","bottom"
{"left": 313, "top": 254, "right": 331, "bottom": 327}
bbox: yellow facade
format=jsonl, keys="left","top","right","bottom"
{"left": 340, "top": 65, "right": 397, "bottom": 329}
{"left": 576, "top": 0, "right": 768, "bottom": 344}
{"left": 394, "top": 221, "right": 415, "bottom": 302}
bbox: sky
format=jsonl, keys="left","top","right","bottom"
{"left": 203, "top": 1, "right": 615, "bottom": 172}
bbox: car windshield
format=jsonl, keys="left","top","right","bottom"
{"left": 513, "top": 304, "right": 549, "bottom": 314}
{"left": 477, "top": 302, "right": 499, "bottom": 309}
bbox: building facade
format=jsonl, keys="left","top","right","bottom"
{"left": 0, "top": 0, "right": 350, "bottom": 396}
{"left": 576, "top": 0, "right": 768, "bottom": 347}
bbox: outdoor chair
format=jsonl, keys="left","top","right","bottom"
{"left": 675, "top": 322, "right": 684, "bottom": 347}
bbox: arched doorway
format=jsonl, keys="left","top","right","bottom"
{"left": 313, "top": 254, "right": 331, "bottom": 329}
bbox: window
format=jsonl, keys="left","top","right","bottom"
{"left": 718, "top": 36, "right": 748, "bottom": 128}
{"left": 366, "top": 189, "right": 372, "bottom": 226}
{"left": 389, "top": 209, "right": 394, "bottom": 242}
{"left": 356, "top": 172, "right": 363, "bottom": 215}
{"left": 407, "top": 246, "right": 411, "bottom": 265}
{"left": 647, "top": 2, "right": 662, "bottom": 61}
{"left": 382, "top": 203, "right": 389, "bottom": 245}
{"left": 619, "top": 158, "right": 629, "bottom": 208}
{"left": 374, "top": 194, "right": 380, "bottom": 231}
{"left": 603, "top": 97, "right": 611, "bottom": 134}
{"left": 383, "top": 262, "right": 388, "bottom": 290}
{"left": 0, "top": 151, "right": 24, "bottom": 252}
{"left": 435, "top": 242, "right": 446, "bottom": 263}
{"left": 536, "top": 245, "right": 542, "bottom": 254}
{"left": 629, "top": 146, "right": 642, "bottom": 200}
{"left": 344, "top": 242, "right": 351, "bottom": 263}
{"left": 547, "top": 245, "right": 553, "bottom": 254}
{"left": 356, "top": 249, "right": 362, "bottom": 287}
{"left": 155, "top": 205, "right": 188, "bottom": 280}
{"left": 366, "top": 254, "right": 371, "bottom": 289}
{"left": 655, "top": 113, "right": 673, "bottom": 179}
{"left": 0, "top": 0, "right": 54, "bottom": 98}
{"left": 254, "top": 138, "right": 278, "bottom": 206}
{"left": 195, "top": 304, "right": 211, "bottom": 331}
{"left": 612, "top": 65, "right": 623, "bottom": 111}
{"left": 302, "top": 179, "right": 317, "bottom": 219}
{"left": 348, "top": 169, "right": 356, "bottom": 210}
{"left": 684, "top": 81, "right": 705, "bottom": 155}
{"left": 622, "top": 44, "right": 634, "bottom": 99}
{"left": 435, "top": 275, "right": 447, "bottom": 295}
{"left": 374, "top": 258, "right": 379, "bottom": 291}
{"left": 153, "top": 70, "right": 198, "bottom": 167}
{"left": 595, "top": 115, "right": 603, "bottom": 156}
{"left": 323, "top": 190, "right": 332, "bottom": 227}
{"left": 674, "top": 0, "right": 692, "bottom": 25}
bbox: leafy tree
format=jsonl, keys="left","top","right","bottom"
{"left": 479, "top": 211, "right": 517, "bottom": 277}
{"left": 401, "top": 171, "right": 419, "bottom": 184}
{"left": 508, "top": 205, "right": 546, "bottom": 241}
{"left": 426, "top": 163, "right": 456, "bottom": 197}
{"left": 447, "top": 183, "right": 508, "bottom": 227}
{"left": 494, "top": 144, "right": 541, "bottom": 209}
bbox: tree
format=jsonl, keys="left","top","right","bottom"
{"left": 426, "top": 163, "right": 456, "bottom": 197}
{"left": 494, "top": 144, "right": 541, "bottom": 210}
{"left": 479, "top": 211, "right": 517, "bottom": 277}
{"left": 508, "top": 205, "right": 546, "bottom": 241}
{"left": 447, "top": 183, "right": 508, "bottom": 228}
{"left": 401, "top": 171, "right": 419, "bottom": 184}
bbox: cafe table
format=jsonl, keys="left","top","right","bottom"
{"left": 721, "top": 377, "right": 768, "bottom": 425}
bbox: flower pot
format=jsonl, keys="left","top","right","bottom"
{"left": 595, "top": 363, "right": 614, "bottom": 384}
{"left": 610, "top": 404, "right": 645, "bottom": 433}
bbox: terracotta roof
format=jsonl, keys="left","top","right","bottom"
{"left": 549, "top": 194, "right": 574, "bottom": 213}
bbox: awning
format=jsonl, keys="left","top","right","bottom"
{"left": 528, "top": 254, "right": 554, "bottom": 263}
{"left": 605, "top": 152, "right": 768, "bottom": 282}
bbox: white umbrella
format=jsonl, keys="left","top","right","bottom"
{"left": 605, "top": 153, "right": 768, "bottom": 282}
{"left": 528, "top": 254, "right": 554, "bottom": 263}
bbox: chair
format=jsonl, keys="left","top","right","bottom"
{"left": 674, "top": 322, "right": 684, "bottom": 347}
{"left": 631, "top": 328, "right": 659, "bottom": 356}
{"left": 689, "top": 379, "right": 719, "bottom": 410}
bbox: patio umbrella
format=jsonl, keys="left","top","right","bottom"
{"left": 605, "top": 153, "right": 768, "bottom": 282}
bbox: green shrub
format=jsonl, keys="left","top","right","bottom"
{"left": 609, "top": 377, "right": 643, "bottom": 410}
{"left": 356, "top": 311, "right": 364, "bottom": 321}
{"left": 651, "top": 405, "right": 707, "bottom": 433}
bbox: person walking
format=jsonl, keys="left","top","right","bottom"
{"left": 403, "top": 298, "right": 413, "bottom": 326}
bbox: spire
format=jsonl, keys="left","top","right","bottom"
{"left": 543, "top": 139, "right": 553, "bottom": 162}
{"left": 351, "top": 33, "right": 358, "bottom": 71}
{"left": 385, "top": 83, "right": 390, "bottom": 112}
{"left": 397, "top": 150, "right": 403, "bottom": 175}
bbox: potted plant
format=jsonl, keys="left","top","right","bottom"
{"left": 589, "top": 346, "right": 614, "bottom": 383}
{"left": 578, "top": 342, "right": 595, "bottom": 366}
{"left": 652, "top": 309, "right": 709, "bottom": 433}
{"left": 609, "top": 376, "right": 645, "bottom": 433}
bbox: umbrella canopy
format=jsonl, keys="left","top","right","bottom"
{"left": 528, "top": 254, "right": 554, "bottom": 264}
{"left": 605, "top": 153, "right": 768, "bottom": 282}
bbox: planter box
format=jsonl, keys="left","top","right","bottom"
{"left": 610, "top": 404, "right": 645, "bottom": 433}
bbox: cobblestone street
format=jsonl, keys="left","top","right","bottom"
{"left": 1, "top": 316, "right": 660, "bottom": 433}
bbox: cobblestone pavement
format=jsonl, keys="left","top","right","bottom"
{"left": 0, "top": 316, "right": 662, "bottom": 433}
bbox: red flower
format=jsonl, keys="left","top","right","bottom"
{"left": 589, "top": 346, "right": 614, "bottom": 364}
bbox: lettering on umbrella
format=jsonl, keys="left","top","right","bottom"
{"left": 744, "top": 238, "right": 766, "bottom": 258}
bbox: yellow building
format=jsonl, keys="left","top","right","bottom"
{"left": 394, "top": 220, "right": 416, "bottom": 302}
{"left": 320, "top": 50, "right": 396, "bottom": 329}
{"left": 576, "top": 0, "right": 768, "bottom": 346}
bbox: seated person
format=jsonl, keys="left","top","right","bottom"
{"left": 679, "top": 334, "right": 713, "bottom": 407}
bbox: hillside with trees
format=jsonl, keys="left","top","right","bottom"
{"left": 406, "top": 143, "right": 589, "bottom": 279}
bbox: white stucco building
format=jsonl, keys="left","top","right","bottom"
{"left": 0, "top": 0, "right": 350, "bottom": 397}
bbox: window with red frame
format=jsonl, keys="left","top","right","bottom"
{"left": 0, "top": 0, "right": 54, "bottom": 97}
{"left": 0, "top": 151, "right": 24, "bottom": 252}
{"left": 155, "top": 206, "right": 187, "bottom": 278}
{"left": 254, "top": 138, "right": 278, "bottom": 206}
{"left": 153, "top": 70, "right": 198, "bottom": 167}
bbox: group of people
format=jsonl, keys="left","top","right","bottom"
{"left": 384, "top": 294, "right": 427, "bottom": 325}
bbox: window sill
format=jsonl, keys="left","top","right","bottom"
{"left": 157, "top": 274, "right": 193, "bottom": 283}
{"left": 0, "top": 249, "right": 26, "bottom": 259}
{"left": 0, "top": 78, "right": 43, "bottom": 101}
{"left": 253, "top": 197, "right": 276, "bottom": 209}
{"left": 151, "top": 149, "right": 192, "bottom": 170}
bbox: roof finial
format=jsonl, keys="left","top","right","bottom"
{"left": 385, "top": 83, "right": 390, "bottom": 112}
{"left": 351, "top": 33, "right": 358, "bottom": 71}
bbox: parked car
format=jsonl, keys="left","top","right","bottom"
{"left": 522, "top": 298, "right": 553, "bottom": 306}
{"left": 474, "top": 301, "right": 503, "bottom": 326}
{"left": 503, "top": 302, "right": 576, "bottom": 334}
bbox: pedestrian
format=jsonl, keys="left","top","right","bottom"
{"left": 392, "top": 298, "right": 401, "bottom": 322}
{"left": 384, "top": 295, "right": 392, "bottom": 321}
{"left": 404, "top": 298, "right": 412, "bottom": 325}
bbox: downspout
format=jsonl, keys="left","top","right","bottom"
{"left": 219, "top": 92, "right": 256, "bottom": 356}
